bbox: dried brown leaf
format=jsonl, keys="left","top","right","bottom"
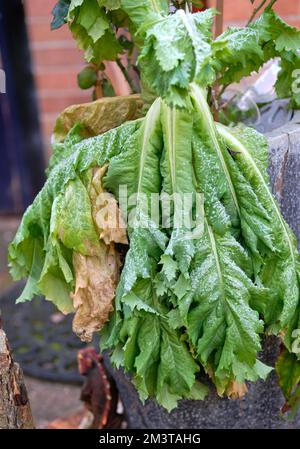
{"left": 226, "top": 381, "right": 248, "bottom": 399}
{"left": 71, "top": 243, "right": 121, "bottom": 342}
{"left": 70, "top": 162, "right": 128, "bottom": 342}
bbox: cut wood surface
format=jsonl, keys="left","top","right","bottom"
{"left": 0, "top": 318, "right": 34, "bottom": 429}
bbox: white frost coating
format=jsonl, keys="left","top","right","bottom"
{"left": 190, "top": 83, "right": 240, "bottom": 216}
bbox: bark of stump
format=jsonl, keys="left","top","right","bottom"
{"left": 0, "top": 325, "right": 34, "bottom": 429}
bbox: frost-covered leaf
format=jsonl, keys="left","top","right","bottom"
{"left": 216, "top": 123, "right": 300, "bottom": 349}
{"left": 121, "top": 0, "right": 169, "bottom": 28}
{"left": 212, "top": 26, "right": 265, "bottom": 85}
{"left": 211, "top": 9, "right": 300, "bottom": 107}
{"left": 139, "top": 9, "right": 216, "bottom": 107}
{"left": 105, "top": 100, "right": 168, "bottom": 319}
{"left": 183, "top": 221, "right": 270, "bottom": 394}
{"left": 9, "top": 119, "right": 141, "bottom": 308}
{"left": 191, "top": 84, "right": 275, "bottom": 261}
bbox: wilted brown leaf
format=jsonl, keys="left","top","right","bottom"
{"left": 226, "top": 381, "right": 248, "bottom": 399}
{"left": 53, "top": 94, "right": 143, "bottom": 142}
{"left": 70, "top": 163, "right": 128, "bottom": 342}
{"left": 71, "top": 243, "right": 121, "bottom": 342}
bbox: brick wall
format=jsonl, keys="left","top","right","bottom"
{"left": 208, "top": 0, "right": 300, "bottom": 28}
{"left": 24, "top": 0, "right": 91, "bottom": 157}
{"left": 24, "top": 0, "right": 300, "bottom": 157}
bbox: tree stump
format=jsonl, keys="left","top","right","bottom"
{"left": 0, "top": 318, "right": 34, "bottom": 429}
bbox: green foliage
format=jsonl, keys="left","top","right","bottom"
{"left": 213, "top": 9, "right": 300, "bottom": 106}
{"left": 139, "top": 9, "right": 216, "bottom": 108}
{"left": 13, "top": 3, "right": 300, "bottom": 413}
{"left": 67, "top": 0, "right": 123, "bottom": 63}
{"left": 11, "top": 88, "right": 300, "bottom": 409}
{"left": 9, "top": 120, "right": 141, "bottom": 310}
{"left": 98, "top": 0, "right": 122, "bottom": 10}
{"left": 276, "top": 349, "right": 300, "bottom": 418}
{"left": 52, "top": 0, "right": 300, "bottom": 108}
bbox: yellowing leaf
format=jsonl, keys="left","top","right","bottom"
{"left": 89, "top": 165, "right": 128, "bottom": 245}
{"left": 53, "top": 94, "right": 143, "bottom": 142}
{"left": 71, "top": 162, "right": 128, "bottom": 342}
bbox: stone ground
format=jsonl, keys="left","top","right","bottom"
{"left": 25, "top": 377, "right": 82, "bottom": 428}
{"left": 0, "top": 216, "right": 82, "bottom": 428}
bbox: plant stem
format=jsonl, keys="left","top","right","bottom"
{"left": 185, "top": 1, "right": 192, "bottom": 12}
{"left": 116, "top": 58, "right": 136, "bottom": 93}
{"left": 217, "top": 83, "right": 227, "bottom": 100}
{"left": 94, "top": 79, "right": 103, "bottom": 99}
{"left": 247, "top": 0, "right": 267, "bottom": 25}
{"left": 215, "top": 0, "right": 224, "bottom": 38}
{"left": 265, "top": 0, "right": 278, "bottom": 11}
{"left": 247, "top": 0, "right": 278, "bottom": 25}
{"left": 212, "top": 0, "right": 224, "bottom": 119}
{"left": 104, "top": 60, "right": 132, "bottom": 96}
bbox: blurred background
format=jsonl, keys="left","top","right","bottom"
{"left": 0, "top": 0, "right": 299, "bottom": 428}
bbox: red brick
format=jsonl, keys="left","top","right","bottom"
{"left": 26, "top": 20, "right": 72, "bottom": 42}
{"left": 32, "top": 47, "right": 83, "bottom": 67}
{"left": 35, "top": 67, "right": 84, "bottom": 90}
{"left": 210, "top": 0, "right": 300, "bottom": 24}
{"left": 274, "top": 2, "right": 300, "bottom": 16}
{"left": 219, "top": 0, "right": 253, "bottom": 22}
{"left": 41, "top": 115, "right": 56, "bottom": 142}
{"left": 38, "top": 91, "right": 92, "bottom": 114}
{"left": 30, "top": 40, "right": 76, "bottom": 51}
{"left": 284, "top": 17, "right": 300, "bottom": 29}
{"left": 24, "top": 0, "right": 58, "bottom": 19}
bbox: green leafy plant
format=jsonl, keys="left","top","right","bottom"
{"left": 9, "top": 1, "right": 300, "bottom": 413}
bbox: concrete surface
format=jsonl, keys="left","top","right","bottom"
{"left": 24, "top": 377, "right": 82, "bottom": 429}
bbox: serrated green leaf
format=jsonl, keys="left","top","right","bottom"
{"left": 156, "top": 320, "right": 200, "bottom": 410}
{"left": 139, "top": 9, "right": 216, "bottom": 107}
{"left": 121, "top": 0, "right": 169, "bottom": 28}
{"left": 191, "top": 84, "right": 275, "bottom": 261}
{"left": 9, "top": 119, "right": 141, "bottom": 308}
{"left": 68, "top": 0, "right": 122, "bottom": 62}
{"left": 185, "top": 220, "right": 269, "bottom": 394}
{"left": 216, "top": 123, "right": 300, "bottom": 347}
